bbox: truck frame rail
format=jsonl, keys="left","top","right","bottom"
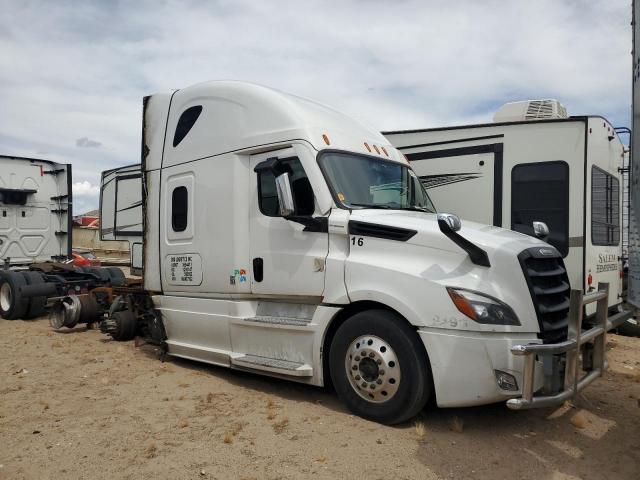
{"left": 507, "top": 282, "right": 631, "bottom": 410}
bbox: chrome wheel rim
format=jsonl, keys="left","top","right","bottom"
{"left": 345, "top": 335, "right": 401, "bottom": 403}
{"left": 0, "top": 283, "right": 11, "bottom": 312}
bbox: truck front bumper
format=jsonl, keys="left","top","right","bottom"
{"left": 416, "top": 328, "right": 545, "bottom": 408}
{"left": 507, "top": 285, "right": 630, "bottom": 410}
{"left": 417, "top": 284, "right": 629, "bottom": 410}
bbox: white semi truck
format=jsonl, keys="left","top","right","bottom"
{"left": 91, "top": 81, "right": 622, "bottom": 424}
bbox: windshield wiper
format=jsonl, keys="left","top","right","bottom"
{"left": 349, "top": 203, "right": 433, "bottom": 213}
{"left": 397, "top": 206, "right": 433, "bottom": 213}
{"left": 349, "top": 203, "right": 394, "bottom": 209}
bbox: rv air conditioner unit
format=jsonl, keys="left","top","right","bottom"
{"left": 493, "top": 99, "right": 568, "bottom": 123}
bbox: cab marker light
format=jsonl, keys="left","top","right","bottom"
{"left": 322, "top": 134, "right": 330, "bottom": 145}
{"left": 373, "top": 145, "right": 380, "bottom": 154}
{"left": 381, "top": 146, "right": 389, "bottom": 156}
{"left": 364, "top": 142, "right": 371, "bottom": 152}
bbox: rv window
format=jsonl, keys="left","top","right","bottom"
{"left": 171, "top": 186, "right": 188, "bottom": 232}
{"left": 591, "top": 166, "right": 620, "bottom": 246}
{"left": 173, "top": 105, "right": 203, "bottom": 147}
{"left": 258, "top": 157, "right": 314, "bottom": 217}
{"left": 511, "top": 162, "right": 569, "bottom": 256}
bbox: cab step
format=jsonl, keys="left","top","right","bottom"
{"left": 244, "top": 315, "right": 311, "bottom": 326}
{"left": 230, "top": 354, "right": 313, "bottom": 377}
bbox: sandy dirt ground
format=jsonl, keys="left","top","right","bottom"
{"left": 1, "top": 318, "right": 639, "bottom": 480}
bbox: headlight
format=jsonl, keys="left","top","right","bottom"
{"left": 446, "top": 287, "right": 520, "bottom": 326}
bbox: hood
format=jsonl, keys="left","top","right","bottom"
{"left": 344, "top": 209, "right": 560, "bottom": 334}
{"left": 348, "top": 209, "right": 551, "bottom": 262}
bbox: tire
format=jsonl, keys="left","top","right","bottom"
{"left": 110, "top": 310, "right": 137, "bottom": 341}
{"left": 105, "top": 267, "right": 126, "bottom": 287}
{"left": 0, "top": 271, "right": 29, "bottom": 320}
{"left": 78, "top": 295, "right": 100, "bottom": 325}
{"left": 21, "top": 271, "right": 47, "bottom": 319}
{"left": 83, "top": 267, "right": 111, "bottom": 284}
{"left": 615, "top": 318, "right": 640, "bottom": 337}
{"left": 329, "top": 309, "right": 432, "bottom": 425}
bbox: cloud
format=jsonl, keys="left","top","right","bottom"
{"left": 0, "top": 0, "right": 633, "bottom": 192}
{"left": 75, "top": 136, "right": 102, "bottom": 148}
{"left": 72, "top": 180, "right": 100, "bottom": 215}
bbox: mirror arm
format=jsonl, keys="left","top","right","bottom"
{"left": 437, "top": 218, "right": 491, "bottom": 267}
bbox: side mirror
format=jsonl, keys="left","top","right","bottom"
{"left": 437, "top": 213, "right": 461, "bottom": 232}
{"left": 532, "top": 221, "right": 549, "bottom": 239}
{"left": 275, "top": 172, "right": 295, "bottom": 217}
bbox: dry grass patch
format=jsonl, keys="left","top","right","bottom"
{"left": 266, "top": 397, "right": 278, "bottom": 419}
{"left": 222, "top": 421, "right": 246, "bottom": 444}
{"left": 178, "top": 419, "right": 189, "bottom": 428}
{"left": 449, "top": 416, "right": 464, "bottom": 433}
{"left": 272, "top": 417, "right": 289, "bottom": 434}
{"left": 145, "top": 440, "right": 157, "bottom": 458}
{"left": 570, "top": 410, "right": 587, "bottom": 429}
{"left": 414, "top": 421, "right": 426, "bottom": 439}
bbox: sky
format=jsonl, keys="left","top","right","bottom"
{"left": 0, "top": 0, "right": 633, "bottom": 214}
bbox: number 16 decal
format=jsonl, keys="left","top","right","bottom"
{"left": 351, "top": 236, "right": 364, "bottom": 246}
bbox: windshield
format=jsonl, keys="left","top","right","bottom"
{"left": 318, "top": 151, "right": 436, "bottom": 212}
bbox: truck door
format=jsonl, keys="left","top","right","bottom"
{"left": 408, "top": 144, "right": 502, "bottom": 226}
{"left": 249, "top": 147, "right": 328, "bottom": 298}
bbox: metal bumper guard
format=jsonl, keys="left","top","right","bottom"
{"left": 507, "top": 282, "right": 632, "bottom": 410}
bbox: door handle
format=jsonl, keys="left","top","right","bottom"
{"left": 253, "top": 258, "right": 263, "bottom": 282}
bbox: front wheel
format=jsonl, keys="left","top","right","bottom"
{"left": 329, "top": 309, "right": 432, "bottom": 425}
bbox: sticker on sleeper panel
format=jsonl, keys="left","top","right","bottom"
{"left": 229, "top": 268, "right": 247, "bottom": 285}
{"left": 165, "top": 253, "right": 203, "bottom": 286}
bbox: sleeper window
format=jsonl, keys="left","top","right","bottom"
{"left": 258, "top": 157, "right": 314, "bottom": 217}
{"left": 591, "top": 166, "right": 620, "bottom": 246}
{"left": 173, "top": 106, "right": 203, "bottom": 147}
{"left": 171, "top": 186, "right": 188, "bottom": 232}
{"left": 511, "top": 161, "right": 569, "bottom": 256}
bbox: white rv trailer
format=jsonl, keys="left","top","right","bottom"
{"left": 94, "top": 82, "right": 624, "bottom": 424}
{"left": 384, "top": 101, "right": 629, "bottom": 320}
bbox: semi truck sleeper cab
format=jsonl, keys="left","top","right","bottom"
{"left": 93, "top": 81, "right": 622, "bottom": 424}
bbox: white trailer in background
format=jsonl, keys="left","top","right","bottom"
{"left": 0, "top": 155, "right": 72, "bottom": 265}
{"left": 628, "top": 0, "right": 640, "bottom": 312}
{"left": 384, "top": 100, "right": 631, "bottom": 323}
{"left": 0, "top": 155, "right": 126, "bottom": 321}
{"left": 93, "top": 81, "right": 626, "bottom": 424}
